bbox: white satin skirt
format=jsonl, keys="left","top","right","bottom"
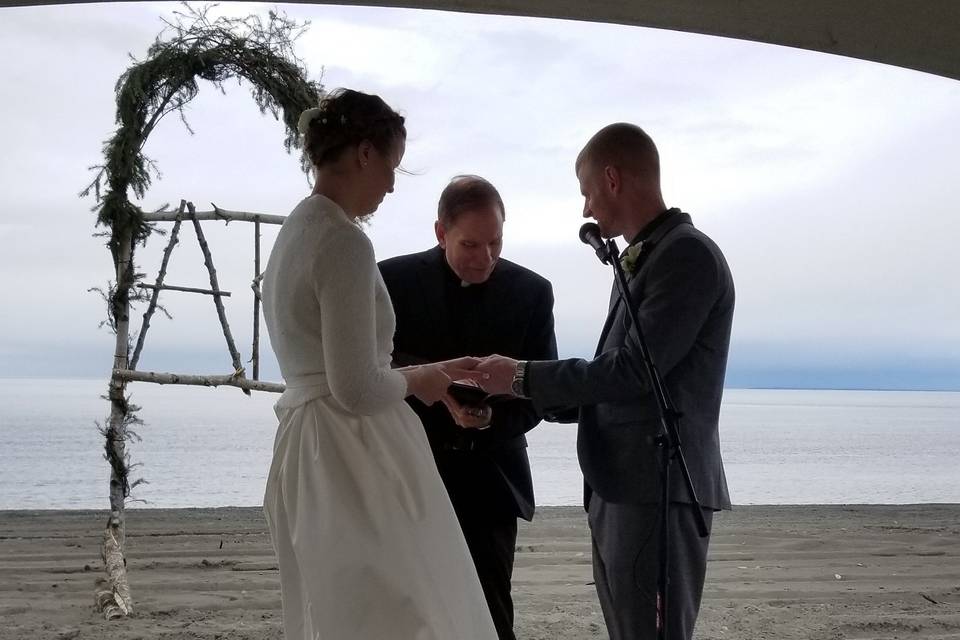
{"left": 263, "top": 390, "right": 497, "bottom": 640}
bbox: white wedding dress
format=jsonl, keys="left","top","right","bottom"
{"left": 261, "top": 194, "right": 497, "bottom": 640}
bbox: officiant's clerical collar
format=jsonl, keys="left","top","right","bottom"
{"left": 440, "top": 251, "right": 483, "bottom": 289}
{"left": 627, "top": 207, "right": 679, "bottom": 247}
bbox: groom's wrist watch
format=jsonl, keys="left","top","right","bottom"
{"left": 511, "top": 360, "right": 529, "bottom": 398}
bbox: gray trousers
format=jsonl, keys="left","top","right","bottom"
{"left": 588, "top": 495, "right": 714, "bottom": 640}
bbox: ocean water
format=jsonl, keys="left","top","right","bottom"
{"left": 0, "top": 379, "right": 957, "bottom": 509}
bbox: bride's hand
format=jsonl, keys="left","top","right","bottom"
{"left": 402, "top": 365, "right": 452, "bottom": 406}
{"left": 435, "top": 356, "right": 489, "bottom": 387}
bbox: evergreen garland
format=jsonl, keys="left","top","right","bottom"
{"left": 82, "top": 3, "right": 322, "bottom": 259}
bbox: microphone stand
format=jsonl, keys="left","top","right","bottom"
{"left": 598, "top": 238, "right": 709, "bottom": 640}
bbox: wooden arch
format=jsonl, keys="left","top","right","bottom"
{"left": 80, "top": 8, "right": 321, "bottom": 618}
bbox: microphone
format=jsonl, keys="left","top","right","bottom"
{"left": 579, "top": 222, "right": 612, "bottom": 264}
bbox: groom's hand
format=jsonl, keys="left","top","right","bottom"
{"left": 475, "top": 355, "right": 518, "bottom": 396}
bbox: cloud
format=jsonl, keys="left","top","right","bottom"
{"left": 0, "top": 2, "right": 958, "bottom": 388}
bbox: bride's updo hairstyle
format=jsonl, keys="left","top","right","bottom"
{"left": 299, "top": 89, "right": 406, "bottom": 169}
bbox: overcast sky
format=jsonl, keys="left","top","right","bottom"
{"left": 1, "top": 2, "right": 958, "bottom": 390}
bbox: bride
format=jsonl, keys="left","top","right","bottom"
{"left": 261, "top": 89, "right": 497, "bottom": 639}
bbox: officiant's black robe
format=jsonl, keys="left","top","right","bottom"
{"left": 379, "top": 246, "right": 557, "bottom": 639}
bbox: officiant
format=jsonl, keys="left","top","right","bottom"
{"left": 379, "top": 175, "right": 557, "bottom": 640}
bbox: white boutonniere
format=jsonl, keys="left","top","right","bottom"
{"left": 620, "top": 242, "right": 644, "bottom": 275}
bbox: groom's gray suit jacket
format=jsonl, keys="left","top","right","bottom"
{"left": 528, "top": 210, "right": 734, "bottom": 510}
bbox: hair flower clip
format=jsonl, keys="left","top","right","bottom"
{"left": 297, "top": 107, "right": 323, "bottom": 135}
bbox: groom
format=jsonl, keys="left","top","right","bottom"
{"left": 477, "top": 124, "right": 734, "bottom": 640}
{"left": 379, "top": 175, "right": 557, "bottom": 640}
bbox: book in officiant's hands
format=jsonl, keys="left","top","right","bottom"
{"left": 447, "top": 381, "right": 514, "bottom": 408}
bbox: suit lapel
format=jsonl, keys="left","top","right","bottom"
{"left": 592, "top": 212, "right": 693, "bottom": 355}
{"left": 594, "top": 283, "right": 622, "bottom": 356}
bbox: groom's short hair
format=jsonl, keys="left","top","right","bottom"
{"left": 576, "top": 123, "right": 660, "bottom": 182}
{"left": 438, "top": 175, "right": 506, "bottom": 229}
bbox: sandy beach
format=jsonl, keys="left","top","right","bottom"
{"left": 1, "top": 505, "right": 958, "bottom": 639}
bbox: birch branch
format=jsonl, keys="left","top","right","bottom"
{"left": 102, "top": 225, "right": 135, "bottom": 618}
{"left": 143, "top": 204, "right": 285, "bottom": 225}
{"left": 114, "top": 368, "right": 285, "bottom": 393}
{"left": 137, "top": 283, "right": 231, "bottom": 297}
{"left": 252, "top": 219, "right": 261, "bottom": 381}
{"left": 188, "top": 201, "right": 250, "bottom": 396}
{"left": 130, "top": 200, "right": 185, "bottom": 370}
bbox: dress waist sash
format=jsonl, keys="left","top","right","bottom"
{"left": 275, "top": 372, "right": 332, "bottom": 410}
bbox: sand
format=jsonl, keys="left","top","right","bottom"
{"left": 1, "top": 505, "right": 959, "bottom": 639}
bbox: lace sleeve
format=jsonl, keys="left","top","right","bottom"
{"left": 314, "top": 226, "right": 407, "bottom": 415}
